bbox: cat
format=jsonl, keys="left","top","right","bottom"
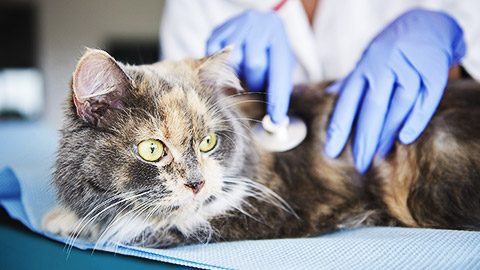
{"left": 42, "top": 47, "right": 480, "bottom": 248}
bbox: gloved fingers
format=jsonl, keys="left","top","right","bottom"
{"left": 206, "top": 17, "right": 253, "bottom": 78}
{"left": 398, "top": 73, "right": 448, "bottom": 145}
{"left": 266, "top": 37, "right": 295, "bottom": 124}
{"left": 206, "top": 18, "right": 240, "bottom": 55}
{"left": 377, "top": 52, "right": 421, "bottom": 157}
{"left": 398, "top": 49, "right": 450, "bottom": 144}
{"left": 221, "top": 26, "right": 255, "bottom": 74}
{"left": 206, "top": 14, "right": 245, "bottom": 55}
{"left": 243, "top": 32, "right": 269, "bottom": 92}
{"left": 324, "top": 71, "right": 367, "bottom": 159}
{"left": 377, "top": 83, "right": 420, "bottom": 157}
{"left": 451, "top": 35, "right": 467, "bottom": 64}
{"left": 352, "top": 70, "right": 396, "bottom": 173}
{"left": 326, "top": 79, "right": 344, "bottom": 93}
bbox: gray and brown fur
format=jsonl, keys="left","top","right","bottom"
{"left": 42, "top": 48, "right": 480, "bottom": 248}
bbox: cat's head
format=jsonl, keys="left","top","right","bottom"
{"left": 56, "top": 48, "right": 261, "bottom": 244}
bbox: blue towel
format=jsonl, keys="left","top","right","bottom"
{"left": 1, "top": 120, "right": 480, "bottom": 269}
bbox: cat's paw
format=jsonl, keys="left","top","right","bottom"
{"left": 41, "top": 205, "right": 80, "bottom": 237}
{"left": 41, "top": 205, "right": 99, "bottom": 240}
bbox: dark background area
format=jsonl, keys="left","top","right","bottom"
{"left": 0, "top": 3, "right": 37, "bottom": 68}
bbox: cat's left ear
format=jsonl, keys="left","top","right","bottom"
{"left": 198, "top": 46, "right": 243, "bottom": 93}
{"left": 72, "top": 48, "right": 133, "bottom": 128}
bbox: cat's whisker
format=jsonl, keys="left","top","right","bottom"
{"left": 101, "top": 198, "right": 163, "bottom": 248}
{"left": 214, "top": 117, "right": 261, "bottom": 136}
{"left": 223, "top": 99, "right": 271, "bottom": 110}
{"left": 141, "top": 204, "right": 164, "bottom": 245}
{"left": 68, "top": 190, "right": 152, "bottom": 250}
{"left": 221, "top": 128, "right": 253, "bottom": 143}
{"left": 218, "top": 188, "right": 265, "bottom": 223}
{"left": 206, "top": 91, "right": 266, "bottom": 113}
{"left": 103, "top": 190, "right": 169, "bottom": 247}
{"left": 139, "top": 206, "right": 158, "bottom": 248}
{"left": 213, "top": 118, "right": 259, "bottom": 129}
{"left": 65, "top": 191, "right": 132, "bottom": 251}
{"left": 98, "top": 192, "right": 190, "bottom": 248}
{"left": 216, "top": 119, "right": 258, "bottom": 142}
{"left": 224, "top": 177, "right": 298, "bottom": 219}
{"left": 231, "top": 117, "right": 263, "bottom": 124}
{"left": 113, "top": 202, "right": 157, "bottom": 249}
{"left": 98, "top": 211, "right": 138, "bottom": 253}
{"left": 220, "top": 132, "right": 240, "bottom": 150}
{"left": 93, "top": 203, "right": 139, "bottom": 251}
{"left": 144, "top": 203, "right": 162, "bottom": 224}
{"left": 132, "top": 203, "right": 171, "bottom": 248}
{"left": 93, "top": 200, "right": 153, "bottom": 251}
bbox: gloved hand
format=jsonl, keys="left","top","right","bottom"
{"left": 206, "top": 10, "right": 295, "bottom": 124}
{"left": 325, "top": 8, "right": 466, "bottom": 173}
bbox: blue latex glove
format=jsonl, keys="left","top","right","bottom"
{"left": 325, "top": 8, "right": 466, "bottom": 173}
{"left": 206, "top": 10, "right": 295, "bottom": 124}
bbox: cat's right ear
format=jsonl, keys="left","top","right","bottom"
{"left": 72, "top": 48, "right": 132, "bottom": 128}
{"left": 198, "top": 45, "right": 243, "bottom": 93}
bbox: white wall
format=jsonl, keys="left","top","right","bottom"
{"left": 4, "top": 0, "right": 165, "bottom": 128}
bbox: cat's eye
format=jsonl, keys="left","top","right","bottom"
{"left": 199, "top": 132, "right": 217, "bottom": 152}
{"left": 137, "top": 139, "right": 164, "bottom": 162}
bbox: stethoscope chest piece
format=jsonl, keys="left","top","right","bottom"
{"left": 252, "top": 114, "right": 307, "bottom": 152}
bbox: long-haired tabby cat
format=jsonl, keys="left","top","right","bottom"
{"left": 42, "top": 47, "right": 480, "bottom": 248}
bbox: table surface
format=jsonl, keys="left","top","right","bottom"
{"left": 2, "top": 120, "right": 480, "bottom": 270}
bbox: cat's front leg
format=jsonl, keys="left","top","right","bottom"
{"left": 41, "top": 205, "right": 100, "bottom": 240}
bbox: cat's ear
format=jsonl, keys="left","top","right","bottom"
{"left": 72, "top": 48, "right": 132, "bottom": 128}
{"left": 198, "top": 45, "right": 243, "bottom": 93}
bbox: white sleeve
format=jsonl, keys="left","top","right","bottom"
{"left": 440, "top": 0, "right": 480, "bottom": 80}
{"left": 160, "top": 0, "right": 217, "bottom": 60}
{"left": 160, "top": 0, "right": 277, "bottom": 61}
{"left": 313, "top": 0, "right": 480, "bottom": 81}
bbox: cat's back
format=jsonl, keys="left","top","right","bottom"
{"left": 371, "top": 80, "right": 480, "bottom": 229}
{"left": 271, "top": 80, "right": 480, "bottom": 232}
{"left": 220, "top": 79, "right": 480, "bottom": 239}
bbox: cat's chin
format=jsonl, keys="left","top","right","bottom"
{"left": 176, "top": 196, "right": 205, "bottom": 214}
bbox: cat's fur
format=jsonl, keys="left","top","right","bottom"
{"left": 42, "top": 48, "right": 480, "bottom": 248}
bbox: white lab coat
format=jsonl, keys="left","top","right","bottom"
{"left": 160, "top": 0, "right": 480, "bottom": 83}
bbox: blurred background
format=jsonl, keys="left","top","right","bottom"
{"left": 0, "top": 0, "right": 165, "bottom": 129}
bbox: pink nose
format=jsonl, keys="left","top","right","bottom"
{"left": 185, "top": 179, "right": 205, "bottom": 194}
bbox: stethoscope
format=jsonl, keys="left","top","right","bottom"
{"left": 251, "top": 0, "right": 308, "bottom": 152}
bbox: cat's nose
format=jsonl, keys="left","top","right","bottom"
{"left": 184, "top": 179, "right": 205, "bottom": 194}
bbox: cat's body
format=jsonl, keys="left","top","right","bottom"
{"left": 42, "top": 48, "right": 480, "bottom": 248}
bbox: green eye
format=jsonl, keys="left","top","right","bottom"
{"left": 199, "top": 132, "right": 217, "bottom": 152}
{"left": 138, "top": 139, "right": 164, "bottom": 162}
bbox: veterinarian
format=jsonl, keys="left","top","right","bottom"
{"left": 160, "top": 0, "right": 480, "bottom": 173}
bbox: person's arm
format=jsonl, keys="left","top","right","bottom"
{"left": 442, "top": 1, "right": 480, "bottom": 80}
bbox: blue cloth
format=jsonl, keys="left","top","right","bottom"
{"left": 1, "top": 120, "right": 480, "bottom": 269}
